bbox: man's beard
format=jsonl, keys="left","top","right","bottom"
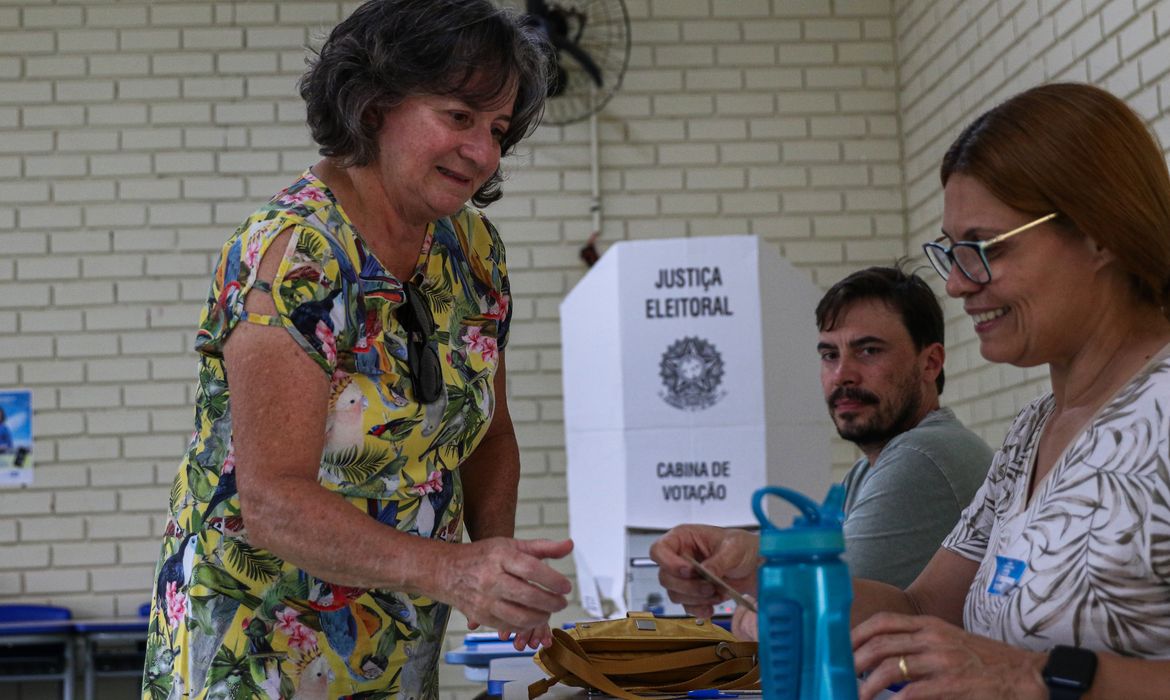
{"left": 827, "top": 378, "right": 923, "bottom": 452}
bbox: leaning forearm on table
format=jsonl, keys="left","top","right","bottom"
{"left": 850, "top": 578, "right": 918, "bottom": 626}
{"left": 1086, "top": 655, "right": 1170, "bottom": 700}
{"left": 241, "top": 471, "right": 454, "bottom": 594}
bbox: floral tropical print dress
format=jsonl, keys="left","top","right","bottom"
{"left": 943, "top": 344, "right": 1170, "bottom": 657}
{"left": 143, "top": 170, "right": 511, "bottom": 700}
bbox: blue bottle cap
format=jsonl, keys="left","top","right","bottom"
{"left": 753, "top": 484, "right": 846, "bottom": 556}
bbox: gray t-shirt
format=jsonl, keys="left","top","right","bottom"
{"left": 841, "top": 407, "right": 993, "bottom": 588}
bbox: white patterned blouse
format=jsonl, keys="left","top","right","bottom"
{"left": 943, "top": 345, "right": 1170, "bottom": 658}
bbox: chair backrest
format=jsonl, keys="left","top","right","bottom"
{"left": 0, "top": 605, "right": 71, "bottom": 624}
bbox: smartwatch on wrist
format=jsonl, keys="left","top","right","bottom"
{"left": 1042, "top": 645, "right": 1098, "bottom": 700}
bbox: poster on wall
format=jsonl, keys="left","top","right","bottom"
{"left": 0, "top": 389, "right": 33, "bottom": 487}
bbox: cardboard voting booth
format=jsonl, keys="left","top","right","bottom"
{"left": 560, "top": 235, "right": 832, "bottom": 617}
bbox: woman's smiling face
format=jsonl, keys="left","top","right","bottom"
{"left": 371, "top": 75, "right": 517, "bottom": 226}
{"left": 941, "top": 173, "right": 1104, "bottom": 368}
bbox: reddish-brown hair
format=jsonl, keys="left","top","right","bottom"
{"left": 941, "top": 83, "right": 1170, "bottom": 317}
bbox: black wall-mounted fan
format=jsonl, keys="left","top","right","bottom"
{"left": 524, "top": 0, "right": 630, "bottom": 125}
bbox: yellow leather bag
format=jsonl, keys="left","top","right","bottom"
{"left": 528, "top": 612, "right": 759, "bottom": 699}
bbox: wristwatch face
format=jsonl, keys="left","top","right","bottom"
{"left": 1043, "top": 645, "right": 1098, "bottom": 691}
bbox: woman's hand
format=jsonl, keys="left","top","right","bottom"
{"left": 648, "top": 524, "right": 759, "bottom": 619}
{"left": 852, "top": 612, "right": 1047, "bottom": 700}
{"left": 730, "top": 596, "right": 758, "bottom": 641}
{"left": 439, "top": 537, "right": 573, "bottom": 634}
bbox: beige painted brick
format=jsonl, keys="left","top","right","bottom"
{"left": 52, "top": 541, "right": 118, "bottom": 567}
{"left": 152, "top": 102, "right": 213, "bottom": 124}
{"left": 717, "top": 44, "right": 777, "bottom": 65}
{"left": 92, "top": 564, "right": 155, "bottom": 592}
{"left": 89, "top": 54, "right": 150, "bottom": 76}
{"left": 119, "top": 538, "right": 162, "bottom": 565}
{"left": 25, "top": 154, "right": 86, "bottom": 177}
{"left": 150, "top": 307, "right": 203, "bottom": 334}
{"left": 58, "top": 129, "right": 119, "bottom": 151}
{"left": 118, "top": 128, "right": 184, "bottom": 152}
{"left": 25, "top": 55, "right": 85, "bottom": 78}
{"left": 123, "top": 434, "right": 186, "bottom": 459}
{"left": 748, "top": 165, "right": 808, "bottom": 188}
{"left": 150, "top": 4, "right": 212, "bottom": 26}
{"left": 90, "top": 153, "right": 151, "bottom": 176}
{"left": 685, "top": 167, "right": 746, "bottom": 189}
{"left": 21, "top": 359, "right": 87, "bottom": 384}
{"left": 0, "top": 491, "right": 52, "bottom": 516}
{"left": 19, "top": 309, "right": 83, "bottom": 333}
{"left": 150, "top": 407, "right": 196, "bottom": 432}
{"left": 57, "top": 489, "right": 118, "bottom": 514}
{"left": 784, "top": 191, "right": 844, "bottom": 213}
{"left": 0, "top": 31, "right": 56, "bottom": 55}
{"left": 86, "top": 5, "right": 148, "bottom": 28}
{"left": 57, "top": 79, "right": 116, "bottom": 102}
{"left": 86, "top": 514, "right": 153, "bottom": 540}
{"left": 120, "top": 330, "right": 186, "bottom": 355}
{"left": 0, "top": 544, "right": 51, "bottom": 572}
{"left": 650, "top": 0, "right": 711, "bottom": 18}
{"left": 88, "top": 103, "right": 148, "bottom": 125}
{"left": 84, "top": 203, "right": 147, "bottom": 227}
{"left": 217, "top": 51, "right": 279, "bottom": 74}
{"left": 147, "top": 203, "right": 213, "bottom": 226}
{"left": 25, "top": 569, "right": 88, "bottom": 594}
{"left": 85, "top": 307, "right": 149, "bottom": 333}
{"left": 19, "top": 204, "right": 81, "bottom": 230}
{"left": 681, "top": 20, "right": 742, "bottom": 41}
{"left": 781, "top": 239, "right": 844, "bottom": 263}
{"left": 87, "top": 357, "right": 150, "bottom": 382}
{"left": 278, "top": 2, "right": 338, "bottom": 24}
{"left": 183, "top": 28, "right": 244, "bottom": 50}
{"left": 721, "top": 191, "right": 781, "bottom": 214}
{"left": 58, "top": 29, "right": 118, "bottom": 53}
{"left": 0, "top": 181, "right": 49, "bottom": 204}
{"left": 32, "top": 410, "right": 84, "bottom": 438}
{"left": 246, "top": 27, "right": 305, "bottom": 48}
{"left": 814, "top": 214, "right": 875, "bottom": 238}
{"left": 650, "top": 94, "right": 716, "bottom": 118}
{"left": 623, "top": 168, "right": 684, "bottom": 191}
{"left": 21, "top": 516, "right": 85, "bottom": 542}
{"left": 720, "top": 142, "right": 781, "bottom": 164}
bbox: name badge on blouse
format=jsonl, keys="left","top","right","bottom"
{"left": 988, "top": 556, "right": 1027, "bottom": 595}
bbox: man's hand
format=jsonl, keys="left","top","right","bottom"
{"left": 648, "top": 524, "right": 759, "bottom": 619}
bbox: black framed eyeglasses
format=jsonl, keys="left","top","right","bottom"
{"left": 923, "top": 212, "right": 1058, "bottom": 284}
{"left": 398, "top": 283, "right": 443, "bottom": 404}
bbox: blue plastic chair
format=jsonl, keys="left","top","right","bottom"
{"left": 0, "top": 604, "right": 75, "bottom": 700}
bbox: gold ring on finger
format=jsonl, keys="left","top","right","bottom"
{"left": 898, "top": 655, "right": 912, "bottom": 683}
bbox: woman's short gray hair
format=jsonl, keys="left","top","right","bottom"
{"left": 299, "top": 0, "right": 551, "bottom": 207}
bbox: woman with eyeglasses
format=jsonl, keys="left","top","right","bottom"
{"left": 847, "top": 81, "right": 1170, "bottom": 699}
{"left": 142, "top": 2, "right": 573, "bottom": 698}
{"left": 651, "top": 82, "right": 1170, "bottom": 700}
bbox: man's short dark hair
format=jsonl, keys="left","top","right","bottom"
{"left": 815, "top": 264, "right": 946, "bottom": 394}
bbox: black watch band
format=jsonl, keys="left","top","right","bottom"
{"left": 1042, "top": 645, "right": 1098, "bottom": 700}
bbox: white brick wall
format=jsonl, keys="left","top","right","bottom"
{"left": 2, "top": 0, "right": 1159, "bottom": 697}
{"left": 895, "top": 0, "right": 1170, "bottom": 446}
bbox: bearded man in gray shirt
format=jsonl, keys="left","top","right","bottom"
{"left": 816, "top": 265, "right": 993, "bottom": 588}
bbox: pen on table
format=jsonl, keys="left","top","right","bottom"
{"left": 682, "top": 554, "right": 758, "bottom": 614}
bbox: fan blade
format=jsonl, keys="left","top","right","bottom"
{"left": 552, "top": 35, "right": 604, "bottom": 87}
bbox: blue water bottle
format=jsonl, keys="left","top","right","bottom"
{"left": 752, "top": 485, "right": 857, "bottom": 700}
